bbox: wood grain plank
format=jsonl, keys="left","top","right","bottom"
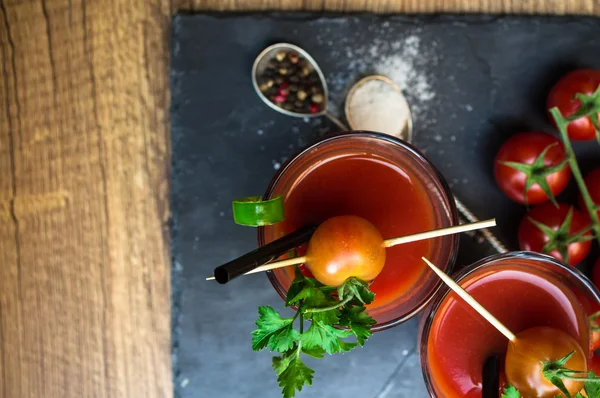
{"left": 0, "top": 0, "right": 172, "bottom": 397}
{"left": 177, "top": 0, "right": 600, "bottom": 14}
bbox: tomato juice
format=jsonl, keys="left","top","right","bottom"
{"left": 259, "top": 132, "right": 459, "bottom": 329}
{"left": 421, "top": 253, "right": 599, "bottom": 398}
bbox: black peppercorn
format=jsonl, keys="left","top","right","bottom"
{"left": 257, "top": 48, "right": 326, "bottom": 115}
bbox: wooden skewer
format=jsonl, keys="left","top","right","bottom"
{"left": 383, "top": 219, "right": 496, "bottom": 248}
{"left": 206, "top": 256, "right": 307, "bottom": 281}
{"left": 206, "top": 218, "right": 496, "bottom": 281}
{"left": 421, "top": 256, "right": 516, "bottom": 342}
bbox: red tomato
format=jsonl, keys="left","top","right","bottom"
{"left": 518, "top": 203, "right": 592, "bottom": 266}
{"left": 593, "top": 258, "right": 600, "bottom": 290}
{"left": 590, "top": 355, "right": 600, "bottom": 375}
{"left": 494, "top": 132, "right": 570, "bottom": 205}
{"left": 591, "top": 330, "right": 600, "bottom": 353}
{"left": 306, "top": 215, "right": 386, "bottom": 287}
{"left": 547, "top": 69, "right": 600, "bottom": 141}
{"left": 505, "top": 326, "right": 587, "bottom": 398}
{"left": 578, "top": 168, "right": 600, "bottom": 220}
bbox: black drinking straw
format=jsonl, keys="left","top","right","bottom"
{"left": 213, "top": 224, "right": 317, "bottom": 284}
{"left": 482, "top": 355, "right": 501, "bottom": 398}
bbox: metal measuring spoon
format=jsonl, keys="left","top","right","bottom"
{"left": 252, "top": 43, "right": 348, "bottom": 131}
{"left": 345, "top": 75, "right": 414, "bottom": 142}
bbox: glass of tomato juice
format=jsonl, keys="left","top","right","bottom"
{"left": 258, "top": 131, "right": 459, "bottom": 330}
{"left": 419, "top": 251, "right": 600, "bottom": 398}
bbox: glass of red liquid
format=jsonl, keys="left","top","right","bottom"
{"left": 258, "top": 131, "right": 459, "bottom": 330}
{"left": 419, "top": 251, "right": 600, "bottom": 398}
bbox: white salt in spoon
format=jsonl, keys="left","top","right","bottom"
{"left": 345, "top": 75, "right": 414, "bottom": 142}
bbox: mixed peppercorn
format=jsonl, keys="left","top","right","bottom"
{"left": 256, "top": 50, "right": 325, "bottom": 114}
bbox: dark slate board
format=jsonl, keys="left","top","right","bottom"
{"left": 170, "top": 13, "right": 600, "bottom": 398}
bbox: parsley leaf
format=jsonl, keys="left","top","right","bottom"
{"left": 252, "top": 306, "right": 299, "bottom": 352}
{"left": 502, "top": 384, "right": 521, "bottom": 398}
{"left": 253, "top": 272, "right": 376, "bottom": 398}
{"left": 338, "top": 277, "right": 375, "bottom": 305}
{"left": 339, "top": 305, "right": 376, "bottom": 346}
{"left": 584, "top": 371, "right": 600, "bottom": 398}
{"left": 301, "top": 321, "right": 356, "bottom": 354}
{"left": 272, "top": 349, "right": 296, "bottom": 376}
{"left": 301, "top": 346, "right": 325, "bottom": 358}
{"left": 278, "top": 354, "right": 314, "bottom": 398}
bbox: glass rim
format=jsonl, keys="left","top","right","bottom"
{"left": 257, "top": 130, "right": 460, "bottom": 332}
{"left": 419, "top": 250, "right": 600, "bottom": 397}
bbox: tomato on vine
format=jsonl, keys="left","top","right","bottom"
{"left": 548, "top": 69, "right": 600, "bottom": 141}
{"left": 518, "top": 203, "right": 593, "bottom": 266}
{"left": 494, "top": 132, "right": 570, "bottom": 205}
{"left": 579, "top": 168, "right": 600, "bottom": 221}
{"left": 593, "top": 258, "right": 600, "bottom": 291}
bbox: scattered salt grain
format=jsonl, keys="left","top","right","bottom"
{"left": 465, "top": 104, "right": 473, "bottom": 112}
{"left": 273, "top": 162, "right": 281, "bottom": 170}
{"left": 450, "top": 135, "right": 457, "bottom": 142}
{"left": 257, "top": 129, "right": 264, "bottom": 136}
{"left": 219, "top": 211, "right": 225, "bottom": 217}
{"left": 180, "top": 378, "right": 189, "bottom": 388}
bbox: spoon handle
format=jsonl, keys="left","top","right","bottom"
{"left": 324, "top": 111, "right": 349, "bottom": 131}
{"left": 454, "top": 196, "right": 508, "bottom": 254}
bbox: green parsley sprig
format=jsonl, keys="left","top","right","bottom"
{"left": 252, "top": 266, "right": 376, "bottom": 398}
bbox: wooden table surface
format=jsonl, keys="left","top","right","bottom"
{"left": 0, "top": 1, "right": 598, "bottom": 397}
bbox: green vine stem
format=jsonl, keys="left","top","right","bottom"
{"left": 549, "top": 85, "right": 600, "bottom": 247}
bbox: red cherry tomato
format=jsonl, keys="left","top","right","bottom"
{"left": 547, "top": 69, "right": 600, "bottom": 141}
{"left": 590, "top": 355, "right": 600, "bottom": 375}
{"left": 505, "top": 326, "right": 587, "bottom": 398}
{"left": 306, "top": 215, "right": 386, "bottom": 287}
{"left": 494, "top": 132, "right": 570, "bottom": 205}
{"left": 578, "top": 168, "right": 600, "bottom": 221}
{"left": 518, "top": 203, "right": 592, "bottom": 266}
{"left": 593, "top": 258, "right": 600, "bottom": 291}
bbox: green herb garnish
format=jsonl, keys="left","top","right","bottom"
{"left": 502, "top": 384, "right": 522, "bottom": 398}
{"left": 252, "top": 266, "right": 376, "bottom": 398}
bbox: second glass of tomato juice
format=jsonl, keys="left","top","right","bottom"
{"left": 258, "top": 131, "right": 459, "bottom": 329}
{"left": 419, "top": 252, "right": 600, "bottom": 398}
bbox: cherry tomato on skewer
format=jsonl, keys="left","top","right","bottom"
{"left": 505, "top": 326, "right": 587, "bottom": 398}
{"left": 305, "top": 215, "right": 386, "bottom": 287}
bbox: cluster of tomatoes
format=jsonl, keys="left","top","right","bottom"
{"left": 494, "top": 69, "right": 600, "bottom": 268}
